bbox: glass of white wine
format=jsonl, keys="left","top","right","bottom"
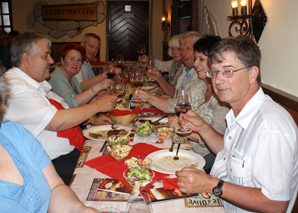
{"left": 126, "top": 192, "right": 152, "bottom": 213}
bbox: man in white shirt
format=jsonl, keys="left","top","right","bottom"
{"left": 4, "top": 32, "right": 117, "bottom": 185}
{"left": 176, "top": 35, "right": 298, "bottom": 212}
{"left": 76, "top": 33, "right": 120, "bottom": 92}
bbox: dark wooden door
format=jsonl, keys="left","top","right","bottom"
{"left": 108, "top": 1, "right": 149, "bottom": 61}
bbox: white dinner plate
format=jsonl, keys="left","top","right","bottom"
{"left": 147, "top": 149, "right": 205, "bottom": 174}
{"left": 83, "top": 125, "right": 131, "bottom": 141}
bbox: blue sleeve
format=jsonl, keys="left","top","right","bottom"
{"left": 4, "top": 121, "right": 51, "bottom": 169}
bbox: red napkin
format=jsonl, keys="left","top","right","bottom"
{"left": 163, "top": 177, "right": 179, "bottom": 190}
{"left": 47, "top": 98, "right": 85, "bottom": 151}
{"left": 141, "top": 108, "right": 165, "bottom": 114}
{"left": 108, "top": 106, "right": 142, "bottom": 116}
{"left": 90, "top": 60, "right": 107, "bottom": 66}
{"left": 84, "top": 143, "right": 169, "bottom": 187}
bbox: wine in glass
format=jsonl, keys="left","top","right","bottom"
{"left": 130, "top": 69, "right": 144, "bottom": 103}
{"left": 174, "top": 88, "right": 192, "bottom": 135}
{"left": 115, "top": 55, "right": 125, "bottom": 69}
{"left": 137, "top": 44, "right": 146, "bottom": 57}
{"left": 106, "top": 61, "right": 116, "bottom": 79}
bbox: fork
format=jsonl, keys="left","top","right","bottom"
{"left": 173, "top": 143, "right": 181, "bottom": 160}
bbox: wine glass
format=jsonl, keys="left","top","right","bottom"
{"left": 106, "top": 61, "right": 116, "bottom": 79}
{"left": 115, "top": 55, "right": 125, "bottom": 70}
{"left": 110, "top": 83, "right": 125, "bottom": 98}
{"left": 130, "top": 70, "right": 144, "bottom": 103}
{"left": 174, "top": 88, "right": 192, "bottom": 135}
{"left": 137, "top": 44, "right": 146, "bottom": 57}
{"left": 126, "top": 192, "right": 153, "bottom": 213}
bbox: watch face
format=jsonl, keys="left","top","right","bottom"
{"left": 213, "top": 188, "right": 222, "bottom": 196}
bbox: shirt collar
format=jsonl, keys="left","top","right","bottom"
{"left": 226, "top": 87, "right": 264, "bottom": 130}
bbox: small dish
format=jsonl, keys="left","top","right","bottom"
{"left": 123, "top": 168, "right": 155, "bottom": 189}
{"left": 125, "top": 156, "right": 152, "bottom": 168}
{"left": 134, "top": 121, "right": 154, "bottom": 137}
{"left": 154, "top": 124, "right": 175, "bottom": 143}
{"left": 107, "top": 144, "right": 132, "bottom": 161}
{"left": 107, "top": 135, "right": 130, "bottom": 147}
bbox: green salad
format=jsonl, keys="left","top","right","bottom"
{"left": 108, "top": 135, "right": 130, "bottom": 147}
{"left": 125, "top": 168, "right": 154, "bottom": 188}
{"left": 134, "top": 121, "right": 154, "bottom": 137}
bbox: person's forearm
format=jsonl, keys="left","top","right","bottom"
{"left": 46, "top": 101, "right": 101, "bottom": 131}
{"left": 197, "top": 122, "right": 224, "bottom": 154}
{"left": 74, "top": 87, "right": 97, "bottom": 106}
{"left": 48, "top": 184, "right": 88, "bottom": 213}
{"left": 147, "top": 95, "right": 170, "bottom": 112}
{"left": 156, "top": 77, "right": 175, "bottom": 97}
{"left": 220, "top": 182, "right": 288, "bottom": 212}
{"left": 80, "top": 72, "right": 107, "bottom": 92}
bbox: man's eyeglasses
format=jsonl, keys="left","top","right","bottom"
{"left": 206, "top": 66, "right": 252, "bottom": 79}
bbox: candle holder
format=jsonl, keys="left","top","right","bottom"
{"left": 227, "top": 0, "right": 267, "bottom": 43}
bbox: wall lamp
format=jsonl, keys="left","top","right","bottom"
{"left": 161, "top": 12, "right": 170, "bottom": 31}
{"left": 228, "top": 0, "right": 267, "bottom": 43}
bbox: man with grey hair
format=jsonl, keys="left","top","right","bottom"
{"left": 4, "top": 32, "right": 117, "bottom": 185}
{"left": 76, "top": 33, "right": 120, "bottom": 92}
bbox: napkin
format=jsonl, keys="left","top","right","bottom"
{"left": 90, "top": 60, "right": 107, "bottom": 66}
{"left": 84, "top": 143, "right": 169, "bottom": 186}
{"left": 141, "top": 108, "right": 165, "bottom": 114}
{"left": 163, "top": 177, "right": 179, "bottom": 190}
{"left": 108, "top": 106, "right": 142, "bottom": 116}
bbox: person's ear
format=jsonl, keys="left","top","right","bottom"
{"left": 249, "top": 66, "right": 259, "bottom": 84}
{"left": 61, "top": 57, "right": 64, "bottom": 65}
{"left": 22, "top": 52, "right": 31, "bottom": 68}
{"left": 80, "top": 41, "right": 84, "bottom": 47}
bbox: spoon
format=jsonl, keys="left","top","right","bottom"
{"left": 173, "top": 143, "right": 181, "bottom": 160}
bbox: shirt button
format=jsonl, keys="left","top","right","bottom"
{"left": 223, "top": 157, "right": 226, "bottom": 160}
{"left": 228, "top": 136, "right": 232, "bottom": 139}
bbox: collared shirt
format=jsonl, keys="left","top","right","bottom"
{"left": 175, "top": 67, "right": 197, "bottom": 91}
{"left": 211, "top": 88, "right": 298, "bottom": 213}
{"left": 4, "top": 67, "right": 75, "bottom": 159}
{"left": 75, "top": 61, "right": 95, "bottom": 82}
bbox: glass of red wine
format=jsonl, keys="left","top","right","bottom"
{"left": 174, "top": 88, "right": 192, "bottom": 135}
{"left": 115, "top": 55, "right": 125, "bottom": 70}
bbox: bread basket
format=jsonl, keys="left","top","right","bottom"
{"left": 109, "top": 113, "right": 138, "bottom": 125}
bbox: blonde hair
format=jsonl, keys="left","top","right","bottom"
{"left": 167, "top": 34, "right": 180, "bottom": 57}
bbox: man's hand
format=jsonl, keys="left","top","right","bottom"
{"left": 93, "top": 115, "right": 112, "bottom": 125}
{"left": 96, "top": 90, "right": 112, "bottom": 99}
{"left": 176, "top": 167, "right": 216, "bottom": 194}
{"left": 94, "top": 95, "right": 117, "bottom": 112}
{"left": 147, "top": 67, "right": 162, "bottom": 81}
{"left": 179, "top": 110, "right": 205, "bottom": 132}
{"left": 131, "top": 90, "right": 151, "bottom": 102}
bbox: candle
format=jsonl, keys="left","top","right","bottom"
{"left": 231, "top": 0, "right": 238, "bottom": 16}
{"left": 240, "top": 0, "right": 247, "bottom": 15}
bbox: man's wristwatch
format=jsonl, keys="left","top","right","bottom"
{"left": 212, "top": 180, "right": 225, "bottom": 197}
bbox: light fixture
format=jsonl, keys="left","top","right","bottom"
{"left": 161, "top": 12, "right": 170, "bottom": 31}
{"left": 227, "top": 0, "right": 267, "bottom": 43}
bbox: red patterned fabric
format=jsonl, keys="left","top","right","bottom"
{"left": 47, "top": 98, "right": 85, "bottom": 151}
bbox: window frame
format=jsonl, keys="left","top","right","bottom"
{"left": 0, "top": 0, "right": 12, "bottom": 32}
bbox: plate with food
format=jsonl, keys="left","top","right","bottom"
{"left": 83, "top": 125, "right": 131, "bottom": 141}
{"left": 147, "top": 149, "right": 205, "bottom": 174}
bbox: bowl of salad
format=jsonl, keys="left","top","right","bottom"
{"left": 134, "top": 121, "right": 154, "bottom": 137}
{"left": 107, "top": 135, "right": 130, "bottom": 147}
{"left": 154, "top": 124, "right": 175, "bottom": 143}
{"left": 125, "top": 156, "right": 152, "bottom": 168}
{"left": 107, "top": 144, "right": 132, "bottom": 161}
{"left": 123, "top": 167, "right": 155, "bottom": 189}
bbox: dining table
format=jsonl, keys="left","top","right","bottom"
{"left": 70, "top": 116, "right": 226, "bottom": 213}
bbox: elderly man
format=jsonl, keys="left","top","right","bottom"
{"left": 133, "top": 31, "right": 201, "bottom": 112}
{"left": 4, "top": 32, "right": 117, "bottom": 185}
{"left": 76, "top": 33, "right": 120, "bottom": 92}
{"left": 176, "top": 35, "right": 298, "bottom": 212}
